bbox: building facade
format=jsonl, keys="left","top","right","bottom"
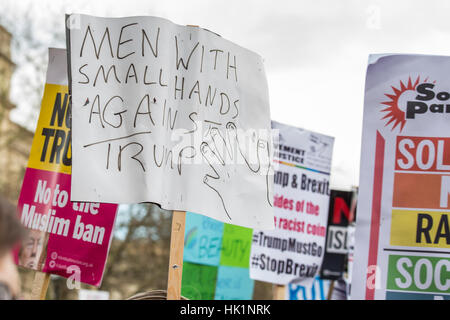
{"left": 0, "top": 25, "right": 33, "bottom": 203}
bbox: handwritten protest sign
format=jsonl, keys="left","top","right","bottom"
{"left": 352, "top": 54, "right": 450, "bottom": 300}
{"left": 250, "top": 121, "right": 334, "bottom": 286}
{"left": 14, "top": 48, "right": 118, "bottom": 287}
{"left": 66, "top": 14, "right": 273, "bottom": 229}
{"left": 181, "top": 212, "right": 254, "bottom": 300}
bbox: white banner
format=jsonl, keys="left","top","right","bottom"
{"left": 67, "top": 15, "right": 274, "bottom": 229}
{"left": 352, "top": 54, "right": 450, "bottom": 300}
{"left": 250, "top": 121, "right": 334, "bottom": 285}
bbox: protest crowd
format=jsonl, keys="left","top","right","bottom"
{"left": 0, "top": 1, "right": 448, "bottom": 305}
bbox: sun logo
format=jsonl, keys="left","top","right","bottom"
{"left": 380, "top": 76, "right": 433, "bottom": 132}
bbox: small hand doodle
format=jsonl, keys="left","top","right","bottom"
{"left": 200, "top": 122, "right": 273, "bottom": 221}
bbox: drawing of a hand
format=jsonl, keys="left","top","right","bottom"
{"left": 200, "top": 122, "right": 273, "bottom": 221}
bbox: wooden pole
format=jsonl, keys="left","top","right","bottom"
{"left": 166, "top": 210, "right": 186, "bottom": 300}
{"left": 327, "top": 280, "right": 335, "bottom": 300}
{"left": 30, "top": 271, "right": 50, "bottom": 300}
{"left": 166, "top": 23, "right": 199, "bottom": 302}
{"left": 273, "top": 284, "right": 286, "bottom": 300}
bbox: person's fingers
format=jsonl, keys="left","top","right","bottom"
{"left": 225, "top": 122, "right": 238, "bottom": 160}
{"left": 203, "top": 174, "right": 220, "bottom": 193}
{"left": 200, "top": 142, "right": 221, "bottom": 179}
{"left": 244, "top": 138, "right": 268, "bottom": 173}
{"left": 228, "top": 123, "right": 264, "bottom": 172}
{"left": 210, "top": 128, "right": 227, "bottom": 165}
{"left": 255, "top": 139, "right": 274, "bottom": 207}
{"left": 241, "top": 132, "right": 261, "bottom": 173}
{"left": 203, "top": 175, "right": 231, "bottom": 220}
{"left": 257, "top": 139, "right": 271, "bottom": 171}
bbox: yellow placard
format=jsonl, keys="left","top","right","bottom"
{"left": 27, "top": 83, "right": 71, "bottom": 174}
{"left": 390, "top": 209, "right": 449, "bottom": 248}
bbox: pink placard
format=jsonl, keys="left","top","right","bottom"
{"left": 14, "top": 167, "right": 118, "bottom": 286}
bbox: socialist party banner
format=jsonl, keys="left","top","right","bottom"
{"left": 66, "top": 14, "right": 274, "bottom": 229}
{"left": 14, "top": 48, "right": 118, "bottom": 287}
{"left": 250, "top": 121, "right": 334, "bottom": 286}
{"left": 320, "top": 189, "right": 355, "bottom": 280}
{"left": 181, "top": 212, "right": 254, "bottom": 300}
{"left": 352, "top": 54, "right": 450, "bottom": 300}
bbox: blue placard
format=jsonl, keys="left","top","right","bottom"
{"left": 288, "top": 276, "right": 331, "bottom": 300}
{"left": 214, "top": 266, "right": 254, "bottom": 300}
{"left": 184, "top": 211, "right": 224, "bottom": 266}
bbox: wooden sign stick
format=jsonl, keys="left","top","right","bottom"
{"left": 273, "top": 284, "right": 286, "bottom": 300}
{"left": 327, "top": 280, "right": 335, "bottom": 300}
{"left": 166, "top": 24, "right": 201, "bottom": 301}
{"left": 166, "top": 210, "right": 186, "bottom": 300}
{"left": 29, "top": 233, "right": 51, "bottom": 300}
{"left": 30, "top": 271, "right": 50, "bottom": 300}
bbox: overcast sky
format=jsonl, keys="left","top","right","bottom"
{"left": 3, "top": 0, "right": 450, "bottom": 190}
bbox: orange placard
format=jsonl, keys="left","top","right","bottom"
{"left": 393, "top": 172, "right": 450, "bottom": 209}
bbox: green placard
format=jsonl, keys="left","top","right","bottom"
{"left": 220, "top": 224, "right": 253, "bottom": 268}
{"left": 181, "top": 262, "right": 218, "bottom": 299}
{"left": 387, "top": 255, "right": 450, "bottom": 294}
